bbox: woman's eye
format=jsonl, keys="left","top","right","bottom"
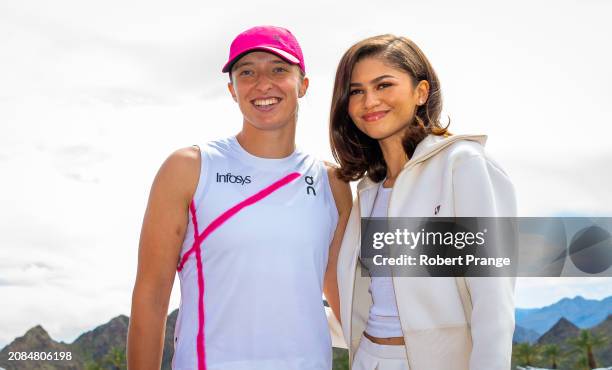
{"left": 349, "top": 89, "right": 362, "bottom": 96}
{"left": 378, "top": 82, "right": 392, "bottom": 89}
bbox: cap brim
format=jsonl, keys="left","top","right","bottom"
{"left": 222, "top": 46, "right": 300, "bottom": 73}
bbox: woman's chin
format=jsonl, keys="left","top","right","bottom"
{"left": 363, "top": 128, "right": 399, "bottom": 141}
{"left": 360, "top": 122, "right": 411, "bottom": 142}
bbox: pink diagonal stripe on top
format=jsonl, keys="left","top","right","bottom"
{"left": 189, "top": 201, "right": 200, "bottom": 237}
{"left": 177, "top": 171, "right": 301, "bottom": 271}
{"left": 178, "top": 171, "right": 301, "bottom": 370}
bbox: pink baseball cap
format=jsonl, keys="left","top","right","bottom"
{"left": 222, "top": 25, "right": 306, "bottom": 74}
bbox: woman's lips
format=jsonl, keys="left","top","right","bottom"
{"left": 362, "top": 110, "right": 389, "bottom": 122}
{"left": 251, "top": 97, "right": 282, "bottom": 112}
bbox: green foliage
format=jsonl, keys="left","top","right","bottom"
{"left": 567, "top": 330, "right": 608, "bottom": 369}
{"left": 540, "top": 344, "right": 564, "bottom": 369}
{"left": 84, "top": 360, "right": 105, "bottom": 370}
{"left": 103, "top": 346, "right": 127, "bottom": 370}
{"left": 510, "top": 327, "right": 611, "bottom": 369}
{"left": 332, "top": 347, "right": 349, "bottom": 370}
{"left": 573, "top": 353, "right": 590, "bottom": 370}
{"left": 513, "top": 342, "right": 540, "bottom": 366}
{"left": 82, "top": 346, "right": 127, "bottom": 370}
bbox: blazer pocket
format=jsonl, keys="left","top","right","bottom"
{"left": 404, "top": 324, "right": 471, "bottom": 370}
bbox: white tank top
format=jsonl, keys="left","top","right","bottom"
{"left": 365, "top": 183, "right": 404, "bottom": 338}
{"left": 172, "top": 136, "right": 338, "bottom": 370}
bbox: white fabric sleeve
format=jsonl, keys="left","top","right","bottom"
{"left": 453, "top": 154, "right": 516, "bottom": 370}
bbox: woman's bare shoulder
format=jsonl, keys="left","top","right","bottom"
{"left": 153, "top": 146, "right": 201, "bottom": 203}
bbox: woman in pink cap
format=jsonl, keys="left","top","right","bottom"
{"left": 128, "top": 26, "right": 350, "bottom": 370}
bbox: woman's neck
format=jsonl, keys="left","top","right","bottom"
{"left": 379, "top": 135, "right": 408, "bottom": 187}
{"left": 237, "top": 121, "right": 296, "bottom": 159}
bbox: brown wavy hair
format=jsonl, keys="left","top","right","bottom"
{"left": 330, "top": 34, "right": 449, "bottom": 183}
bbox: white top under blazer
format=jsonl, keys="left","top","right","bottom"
{"left": 364, "top": 183, "right": 404, "bottom": 338}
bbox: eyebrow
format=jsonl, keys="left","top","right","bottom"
{"left": 232, "top": 61, "right": 254, "bottom": 70}
{"left": 350, "top": 74, "right": 397, "bottom": 87}
{"left": 233, "top": 59, "right": 290, "bottom": 71}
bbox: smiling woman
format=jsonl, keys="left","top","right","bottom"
{"left": 330, "top": 35, "right": 517, "bottom": 370}
{"left": 127, "top": 25, "right": 352, "bottom": 370}
{"left": 227, "top": 51, "right": 308, "bottom": 132}
{"left": 330, "top": 35, "right": 449, "bottom": 184}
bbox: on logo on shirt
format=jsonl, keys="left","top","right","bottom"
{"left": 305, "top": 175, "right": 316, "bottom": 196}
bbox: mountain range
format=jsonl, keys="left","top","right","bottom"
{"left": 515, "top": 295, "right": 612, "bottom": 334}
{"left": 2, "top": 295, "right": 611, "bottom": 370}
{"left": 0, "top": 309, "right": 348, "bottom": 370}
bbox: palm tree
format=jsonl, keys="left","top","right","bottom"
{"left": 512, "top": 342, "right": 540, "bottom": 366}
{"left": 103, "top": 346, "right": 127, "bottom": 370}
{"left": 540, "top": 344, "right": 563, "bottom": 369}
{"left": 574, "top": 353, "right": 590, "bottom": 370}
{"left": 567, "top": 329, "right": 608, "bottom": 369}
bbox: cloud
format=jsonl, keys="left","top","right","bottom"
{"left": 0, "top": 2, "right": 232, "bottom": 103}
{"left": 42, "top": 144, "right": 109, "bottom": 183}
{"left": 502, "top": 154, "right": 612, "bottom": 216}
{"left": 0, "top": 259, "right": 67, "bottom": 287}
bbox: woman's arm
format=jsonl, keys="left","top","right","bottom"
{"left": 127, "top": 147, "right": 200, "bottom": 370}
{"left": 323, "top": 163, "right": 352, "bottom": 330}
{"left": 453, "top": 153, "right": 517, "bottom": 370}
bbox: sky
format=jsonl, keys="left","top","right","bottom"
{"left": 1, "top": 0, "right": 611, "bottom": 348}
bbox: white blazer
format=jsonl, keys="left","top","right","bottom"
{"left": 336, "top": 134, "right": 517, "bottom": 370}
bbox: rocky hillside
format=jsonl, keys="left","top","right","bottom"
{"left": 0, "top": 309, "right": 348, "bottom": 370}
{"left": 0, "top": 325, "right": 78, "bottom": 370}
{"left": 531, "top": 315, "right": 612, "bottom": 369}
{"left": 0, "top": 311, "right": 176, "bottom": 370}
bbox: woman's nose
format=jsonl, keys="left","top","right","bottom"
{"left": 254, "top": 74, "right": 273, "bottom": 93}
{"left": 363, "top": 91, "right": 381, "bottom": 110}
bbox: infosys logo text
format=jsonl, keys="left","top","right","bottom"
{"left": 216, "top": 172, "right": 252, "bottom": 185}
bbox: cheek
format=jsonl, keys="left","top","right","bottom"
{"left": 233, "top": 84, "right": 249, "bottom": 101}
{"left": 347, "top": 98, "right": 360, "bottom": 121}
{"left": 283, "top": 83, "right": 300, "bottom": 100}
{"left": 280, "top": 75, "right": 301, "bottom": 93}
{"left": 347, "top": 102, "right": 367, "bottom": 132}
{"left": 387, "top": 95, "right": 414, "bottom": 119}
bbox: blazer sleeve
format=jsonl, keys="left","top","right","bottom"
{"left": 452, "top": 153, "right": 517, "bottom": 370}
